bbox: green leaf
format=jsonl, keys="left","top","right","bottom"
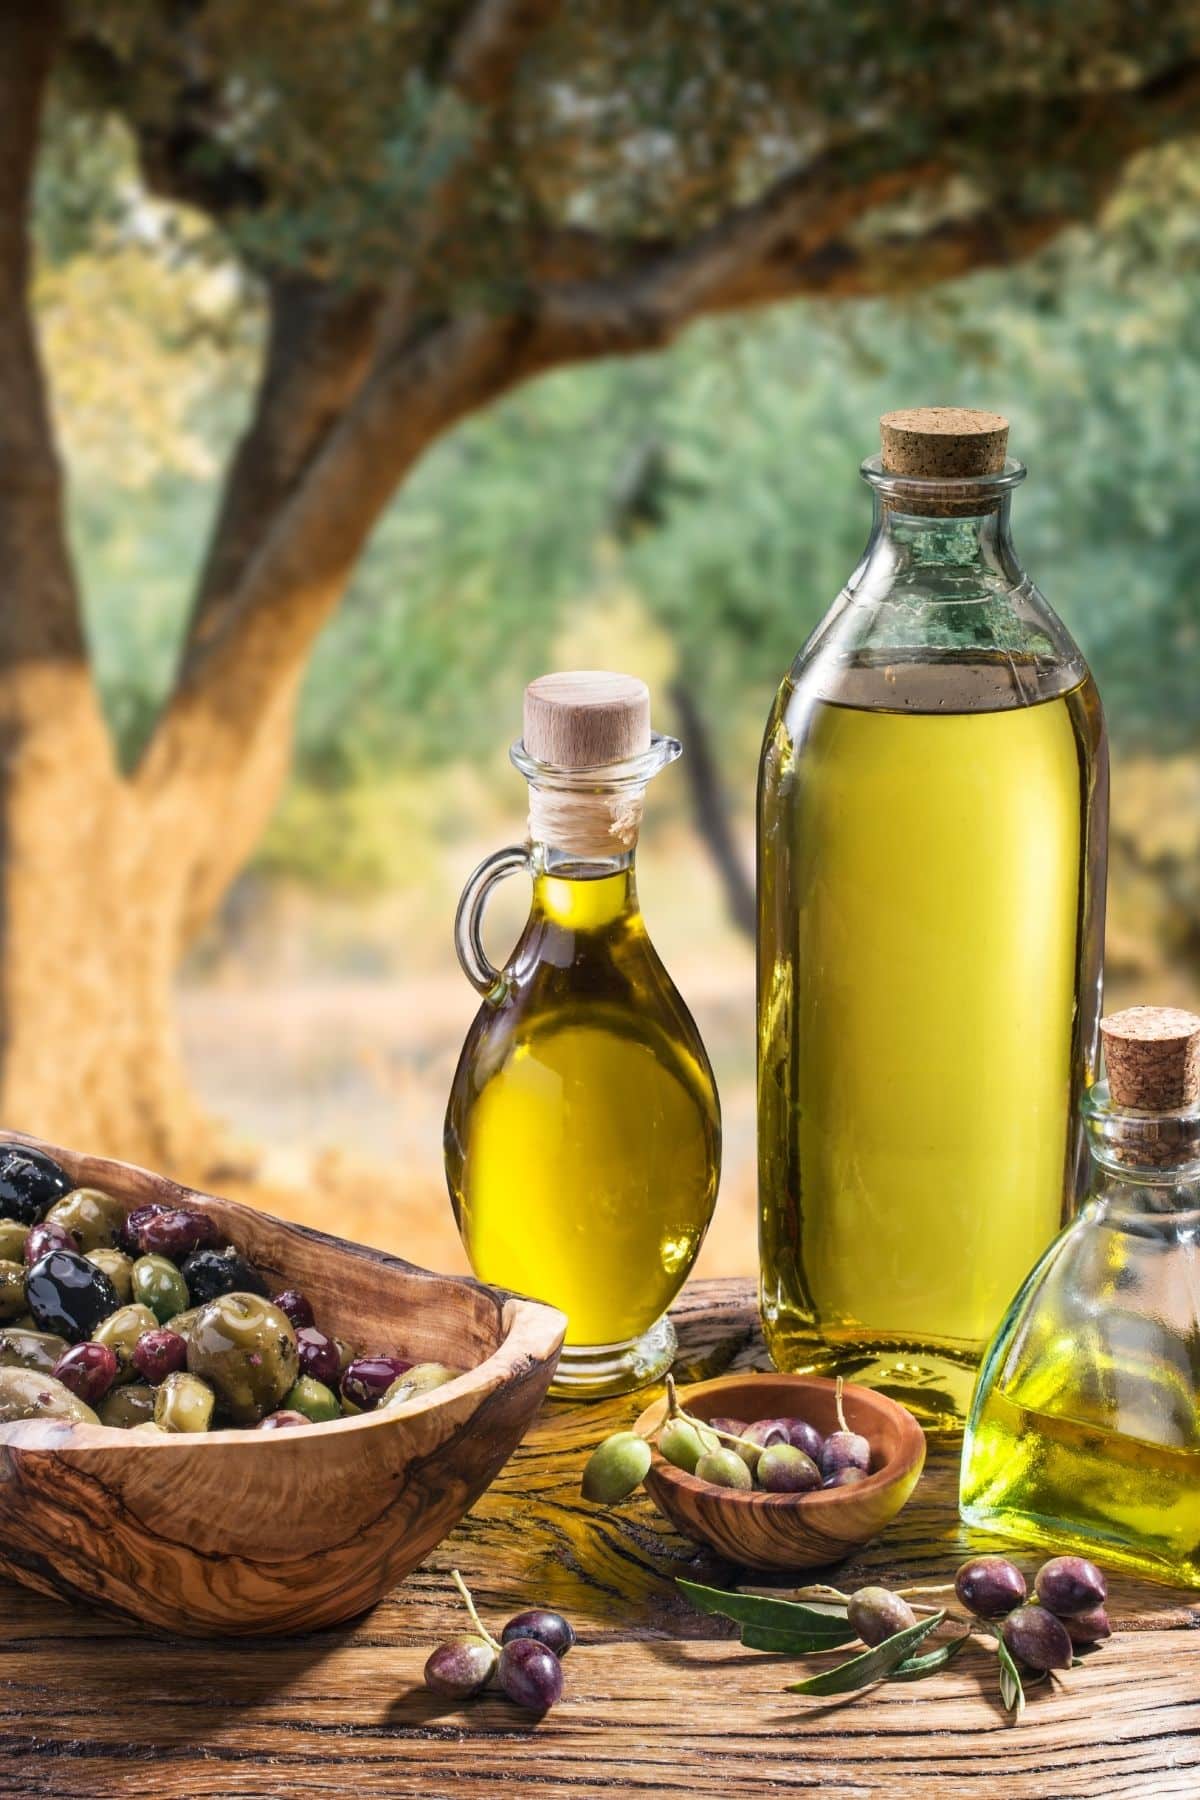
{"left": 740, "top": 1621, "right": 858, "bottom": 1655}
{"left": 888, "top": 1630, "right": 972, "bottom": 1681}
{"left": 995, "top": 1634, "right": 1026, "bottom": 1720}
{"left": 677, "top": 1579, "right": 855, "bottom": 1645}
{"left": 786, "top": 1611, "right": 947, "bottom": 1696}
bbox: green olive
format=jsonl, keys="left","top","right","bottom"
{"left": 282, "top": 1375, "right": 341, "bottom": 1423}
{"left": 0, "top": 1222, "right": 29, "bottom": 1263}
{"left": 97, "top": 1384, "right": 157, "bottom": 1429}
{"left": 86, "top": 1247, "right": 135, "bottom": 1304}
{"left": 44, "top": 1188, "right": 126, "bottom": 1253}
{"left": 186, "top": 1294, "right": 298, "bottom": 1425}
{"left": 93, "top": 1303, "right": 159, "bottom": 1383}
{"left": 333, "top": 1337, "right": 355, "bottom": 1375}
{"left": 580, "top": 1431, "right": 653, "bottom": 1504}
{"left": 658, "top": 1417, "right": 718, "bottom": 1473}
{"left": 155, "top": 1371, "right": 215, "bottom": 1434}
{"left": 694, "top": 1447, "right": 754, "bottom": 1490}
{"left": 131, "top": 1254, "right": 189, "bottom": 1324}
{"left": 382, "top": 1362, "right": 461, "bottom": 1407}
{"left": 0, "top": 1260, "right": 27, "bottom": 1323}
{"left": 0, "top": 1327, "right": 68, "bottom": 1373}
{"left": 0, "top": 1367, "right": 98, "bottom": 1425}
{"left": 167, "top": 1304, "right": 203, "bottom": 1343}
{"left": 129, "top": 1420, "right": 170, "bottom": 1437}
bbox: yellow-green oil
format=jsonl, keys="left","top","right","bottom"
{"left": 445, "top": 866, "right": 720, "bottom": 1349}
{"left": 758, "top": 661, "right": 1107, "bottom": 1428}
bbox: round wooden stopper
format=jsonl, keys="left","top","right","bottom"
{"left": 1101, "top": 1005, "right": 1200, "bottom": 1110}
{"left": 880, "top": 407, "right": 1009, "bottom": 479}
{"left": 523, "top": 671, "right": 651, "bottom": 770}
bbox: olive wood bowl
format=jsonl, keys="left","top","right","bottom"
{"left": 0, "top": 1134, "right": 565, "bottom": 1637}
{"left": 635, "top": 1373, "right": 925, "bottom": 1571}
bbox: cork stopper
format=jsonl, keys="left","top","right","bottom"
{"left": 523, "top": 671, "right": 651, "bottom": 770}
{"left": 880, "top": 407, "right": 1009, "bottom": 479}
{"left": 1101, "top": 1006, "right": 1200, "bottom": 1111}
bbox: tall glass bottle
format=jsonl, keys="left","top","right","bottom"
{"left": 446, "top": 671, "right": 721, "bottom": 1397}
{"left": 757, "top": 408, "right": 1109, "bottom": 1429}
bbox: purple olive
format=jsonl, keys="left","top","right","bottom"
{"left": 272, "top": 1289, "right": 315, "bottom": 1331}
{"left": 296, "top": 1327, "right": 340, "bottom": 1386}
{"left": 132, "top": 1328, "right": 188, "bottom": 1385}
{"left": 733, "top": 1416, "right": 788, "bottom": 1471}
{"left": 1064, "top": 1605, "right": 1112, "bottom": 1645}
{"left": 497, "top": 1636, "right": 563, "bottom": 1710}
{"left": 822, "top": 1467, "right": 868, "bottom": 1488}
{"left": 501, "top": 1608, "right": 576, "bottom": 1657}
{"left": 821, "top": 1428, "right": 871, "bottom": 1478}
{"left": 1002, "top": 1604, "right": 1073, "bottom": 1672}
{"left": 708, "top": 1416, "right": 747, "bottom": 1439}
{"left": 136, "top": 1207, "right": 219, "bottom": 1260}
{"left": 847, "top": 1587, "right": 916, "bottom": 1647}
{"left": 955, "top": 1554, "right": 1027, "bottom": 1620}
{"left": 120, "top": 1203, "right": 167, "bottom": 1256}
{"left": 52, "top": 1341, "right": 118, "bottom": 1403}
{"left": 256, "top": 1410, "right": 309, "bottom": 1431}
{"left": 24, "top": 1221, "right": 77, "bottom": 1265}
{"left": 424, "top": 1635, "right": 498, "bottom": 1698}
{"left": 755, "top": 1443, "right": 821, "bottom": 1492}
{"left": 341, "top": 1354, "right": 414, "bottom": 1413}
{"left": 1034, "top": 1555, "right": 1107, "bottom": 1618}
{"left": 780, "top": 1417, "right": 824, "bottom": 1463}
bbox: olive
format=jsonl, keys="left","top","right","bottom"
{"left": 273, "top": 1289, "right": 315, "bottom": 1331}
{"left": 282, "top": 1376, "right": 341, "bottom": 1422}
{"left": 131, "top": 1254, "right": 190, "bottom": 1324}
{"left": 658, "top": 1417, "right": 717, "bottom": 1473}
{"left": 1064, "top": 1605, "right": 1112, "bottom": 1645}
{"left": 501, "top": 1609, "right": 575, "bottom": 1658}
{"left": 822, "top": 1467, "right": 868, "bottom": 1488}
{"left": 709, "top": 1415, "right": 747, "bottom": 1441}
{"left": 341, "top": 1354, "right": 413, "bottom": 1413}
{"left": 24, "top": 1221, "right": 77, "bottom": 1265}
{"left": 132, "top": 1328, "right": 188, "bottom": 1385}
{"left": 497, "top": 1636, "right": 563, "bottom": 1711}
{"left": 257, "top": 1409, "right": 308, "bottom": 1430}
{"left": 129, "top": 1421, "right": 170, "bottom": 1438}
{"left": 186, "top": 1293, "right": 299, "bottom": 1424}
{"left": 847, "top": 1586, "right": 917, "bottom": 1647}
{"left": 166, "top": 1304, "right": 203, "bottom": 1343}
{"left": 581, "top": 1431, "right": 652, "bottom": 1503}
{"left": 134, "top": 1207, "right": 219, "bottom": 1260}
{"left": 97, "top": 1383, "right": 157, "bottom": 1429}
{"left": 120, "top": 1202, "right": 167, "bottom": 1256}
{"left": 424, "top": 1635, "right": 498, "bottom": 1698}
{"left": 333, "top": 1337, "right": 355, "bottom": 1375}
{"left": 44, "top": 1189, "right": 126, "bottom": 1253}
{"left": 1002, "top": 1604, "right": 1073, "bottom": 1673}
{"left": 0, "top": 1223, "right": 29, "bottom": 1263}
{"left": 382, "top": 1363, "right": 461, "bottom": 1407}
{"left": 0, "top": 1260, "right": 27, "bottom": 1322}
{"left": 181, "top": 1246, "right": 268, "bottom": 1309}
{"left": 155, "top": 1370, "right": 215, "bottom": 1433}
{"left": 93, "top": 1303, "right": 160, "bottom": 1382}
{"left": 86, "top": 1247, "right": 134, "bottom": 1304}
{"left": 954, "top": 1554, "right": 1027, "bottom": 1620}
{"left": 0, "top": 1327, "right": 68, "bottom": 1373}
{"left": 821, "top": 1429, "right": 871, "bottom": 1478}
{"left": 52, "top": 1341, "right": 118, "bottom": 1403}
{"left": 0, "top": 1366, "right": 98, "bottom": 1424}
{"left": 1034, "top": 1555, "right": 1107, "bottom": 1618}
{"left": 25, "top": 1250, "right": 119, "bottom": 1343}
{"left": 295, "top": 1327, "right": 340, "bottom": 1386}
{"left": 694, "top": 1446, "right": 754, "bottom": 1490}
{"left": 732, "top": 1417, "right": 787, "bottom": 1472}
{"left": 0, "top": 1146, "right": 71, "bottom": 1226}
{"left": 780, "top": 1418, "right": 825, "bottom": 1464}
{"left": 755, "top": 1443, "right": 821, "bottom": 1492}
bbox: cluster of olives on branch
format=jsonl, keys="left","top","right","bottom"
{"left": 954, "top": 1551, "right": 1110, "bottom": 1671}
{"left": 0, "top": 1146, "right": 461, "bottom": 1434}
{"left": 424, "top": 1571, "right": 574, "bottom": 1713}
{"left": 582, "top": 1375, "right": 874, "bottom": 1504}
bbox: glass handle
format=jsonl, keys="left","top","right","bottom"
{"left": 453, "top": 844, "right": 530, "bottom": 998}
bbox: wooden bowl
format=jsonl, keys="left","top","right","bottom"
{"left": 635, "top": 1372, "right": 925, "bottom": 1571}
{"left": 0, "top": 1134, "right": 565, "bottom": 1636}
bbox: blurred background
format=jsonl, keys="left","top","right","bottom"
{"left": 5, "top": 4, "right": 1200, "bottom": 1280}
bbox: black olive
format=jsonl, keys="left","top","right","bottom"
{"left": 26, "top": 1250, "right": 119, "bottom": 1343}
{"left": 180, "top": 1246, "right": 268, "bottom": 1308}
{"left": 0, "top": 1147, "right": 71, "bottom": 1226}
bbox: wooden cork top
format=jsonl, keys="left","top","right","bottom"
{"left": 880, "top": 407, "right": 1009, "bottom": 479}
{"left": 1101, "top": 1005, "right": 1200, "bottom": 1110}
{"left": 523, "top": 671, "right": 651, "bottom": 769}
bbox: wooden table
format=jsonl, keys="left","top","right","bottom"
{"left": 1, "top": 1280, "right": 1195, "bottom": 1799}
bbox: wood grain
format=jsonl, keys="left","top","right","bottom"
{"left": 0, "top": 1278, "right": 1194, "bottom": 1799}
{"left": 0, "top": 1135, "right": 565, "bottom": 1636}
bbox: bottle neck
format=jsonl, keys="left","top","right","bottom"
{"left": 855, "top": 493, "right": 1023, "bottom": 602}
{"left": 531, "top": 846, "right": 638, "bottom": 930}
{"left": 1083, "top": 1085, "right": 1200, "bottom": 1222}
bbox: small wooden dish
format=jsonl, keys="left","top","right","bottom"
{"left": 634, "top": 1372, "right": 925, "bottom": 1570}
{"left": 0, "top": 1134, "right": 565, "bottom": 1637}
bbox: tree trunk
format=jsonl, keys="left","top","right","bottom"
{"left": 668, "top": 673, "right": 755, "bottom": 940}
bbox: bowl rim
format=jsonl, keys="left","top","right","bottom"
{"left": 0, "top": 1133, "right": 567, "bottom": 1450}
{"left": 634, "top": 1371, "right": 926, "bottom": 1508}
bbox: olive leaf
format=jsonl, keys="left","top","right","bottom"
{"left": 677, "top": 1578, "right": 856, "bottom": 1648}
{"left": 994, "top": 1633, "right": 1026, "bottom": 1719}
{"left": 786, "top": 1610, "right": 947, "bottom": 1695}
{"left": 888, "top": 1629, "right": 972, "bottom": 1682}
{"left": 740, "top": 1621, "right": 860, "bottom": 1655}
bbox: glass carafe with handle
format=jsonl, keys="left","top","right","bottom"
{"left": 445, "top": 671, "right": 721, "bottom": 1397}
{"left": 758, "top": 407, "right": 1109, "bottom": 1430}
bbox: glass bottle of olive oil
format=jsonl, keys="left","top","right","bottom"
{"left": 961, "top": 1006, "right": 1200, "bottom": 1588}
{"left": 758, "top": 408, "right": 1109, "bottom": 1430}
{"left": 445, "top": 671, "right": 720, "bottom": 1397}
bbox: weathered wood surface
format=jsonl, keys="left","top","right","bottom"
{"left": 0, "top": 1279, "right": 1195, "bottom": 1799}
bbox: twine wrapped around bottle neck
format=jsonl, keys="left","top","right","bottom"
{"left": 526, "top": 782, "right": 644, "bottom": 859}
